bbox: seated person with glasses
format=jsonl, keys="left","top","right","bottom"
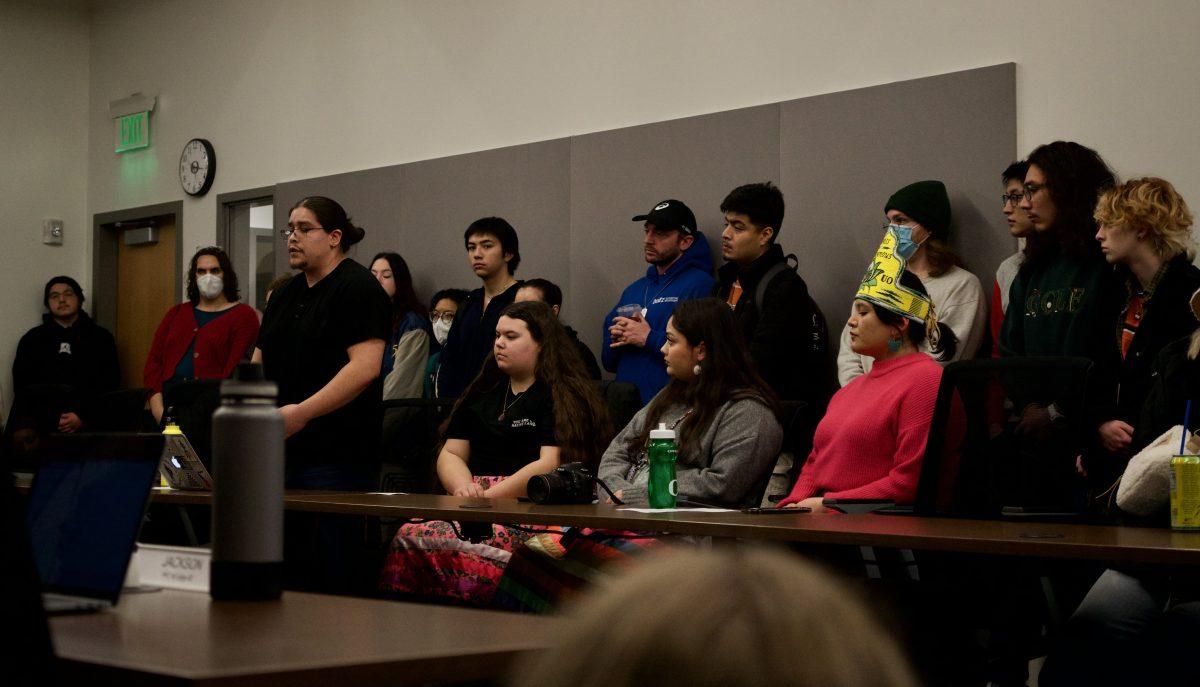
{"left": 425, "top": 288, "right": 469, "bottom": 397}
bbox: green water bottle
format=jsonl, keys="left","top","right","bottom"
{"left": 647, "top": 423, "right": 678, "bottom": 508}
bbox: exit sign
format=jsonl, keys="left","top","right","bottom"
{"left": 115, "top": 111, "right": 150, "bottom": 153}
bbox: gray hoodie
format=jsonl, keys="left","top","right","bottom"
{"left": 597, "top": 394, "right": 783, "bottom": 507}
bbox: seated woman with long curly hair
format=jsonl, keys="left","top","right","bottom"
{"left": 379, "top": 300, "right": 610, "bottom": 605}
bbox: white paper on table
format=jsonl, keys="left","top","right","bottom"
{"left": 617, "top": 507, "right": 735, "bottom": 513}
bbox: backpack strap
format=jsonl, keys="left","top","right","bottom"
{"left": 752, "top": 255, "right": 796, "bottom": 310}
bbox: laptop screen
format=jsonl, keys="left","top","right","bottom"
{"left": 26, "top": 434, "right": 163, "bottom": 601}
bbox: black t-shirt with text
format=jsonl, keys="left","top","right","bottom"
{"left": 257, "top": 259, "right": 392, "bottom": 467}
{"left": 446, "top": 379, "right": 558, "bottom": 477}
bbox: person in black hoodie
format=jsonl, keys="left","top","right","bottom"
{"left": 435, "top": 217, "right": 523, "bottom": 399}
{"left": 1087, "top": 176, "right": 1200, "bottom": 486}
{"left": 8, "top": 276, "right": 119, "bottom": 442}
{"left": 713, "top": 182, "right": 830, "bottom": 410}
{"left": 515, "top": 278, "right": 602, "bottom": 379}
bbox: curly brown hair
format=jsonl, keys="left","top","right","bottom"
{"left": 444, "top": 300, "right": 611, "bottom": 469}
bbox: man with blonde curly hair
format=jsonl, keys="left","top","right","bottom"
{"left": 1087, "top": 176, "right": 1200, "bottom": 483}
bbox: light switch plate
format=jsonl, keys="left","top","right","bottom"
{"left": 42, "top": 219, "right": 64, "bottom": 245}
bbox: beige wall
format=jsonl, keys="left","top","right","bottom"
{"left": 5, "top": 0, "right": 1200, "bottom": 414}
{"left": 0, "top": 1, "right": 90, "bottom": 417}
{"left": 85, "top": 0, "right": 1200, "bottom": 252}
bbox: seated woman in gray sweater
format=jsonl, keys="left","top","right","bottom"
{"left": 598, "top": 297, "right": 783, "bottom": 507}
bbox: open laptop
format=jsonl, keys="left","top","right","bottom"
{"left": 25, "top": 433, "right": 164, "bottom": 614}
{"left": 160, "top": 428, "right": 213, "bottom": 491}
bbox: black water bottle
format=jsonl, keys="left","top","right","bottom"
{"left": 210, "top": 362, "right": 284, "bottom": 600}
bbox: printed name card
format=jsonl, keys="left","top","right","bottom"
{"left": 134, "top": 543, "right": 212, "bottom": 592}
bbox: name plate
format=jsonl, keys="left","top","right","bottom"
{"left": 134, "top": 543, "right": 211, "bottom": 592}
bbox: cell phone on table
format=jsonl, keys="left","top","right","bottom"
{"left": 821, "top": 498, "right": 895, "bottom": 515}
{"left": 741, "top": 506, "right": 811, "bottom": 514}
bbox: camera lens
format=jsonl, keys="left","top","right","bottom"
{"left": 527, "top": 473, "right": 558, "bottom": 504}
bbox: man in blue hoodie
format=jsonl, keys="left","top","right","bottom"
{"left": 602, "top": 199, "right": 715, "bottom": 405}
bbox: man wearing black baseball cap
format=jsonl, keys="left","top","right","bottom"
{"left": 602, "top": 199, "right": 715, "bottom": 404}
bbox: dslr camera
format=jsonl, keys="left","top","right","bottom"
{"left": 527, "top": 462, "right": 596, "bottom": 505}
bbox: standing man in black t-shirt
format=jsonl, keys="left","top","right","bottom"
{"left": 435, "top": 217, "right": 523, "bottom": 398}
{"left": 254, "top": 196, "right": 391, "bottom": 491}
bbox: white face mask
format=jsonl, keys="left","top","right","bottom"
{"left": 197, "top": 273, "right": 224, "bottom": 300}
{"left": 433, "top": 319, "right": 452, "bottom": 346}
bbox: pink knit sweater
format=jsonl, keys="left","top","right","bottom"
{"left": 780, "top": 352, "right": 943, "bottom": 506}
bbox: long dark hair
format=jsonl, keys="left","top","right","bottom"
{"left": 291, "top": 196, "right": 366, "bottom": 252}
{"left": 371, "top": 251, "right": 425, "bottom": 324}
{"left": 186, "top": 246, "right": 239, "bottom": 305}
{"left": 1022, "top": 141, "right": 1116, "bottom": 267}
{"left": 872, "top": 271, "right": 958, "bottom": 361}
{"left": 628, "top": 298, "right": 779, "bottom": 461}
{"left": 445, "top": 301, "right": 611, "bottom": 469}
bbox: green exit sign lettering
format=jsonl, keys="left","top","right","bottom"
{"left": 115, "top": 111, "right": 150, "bottom": 153}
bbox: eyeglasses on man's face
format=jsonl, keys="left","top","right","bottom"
{"left": 280, "top": 224, "right": 325, "bottom": 239}
{"left": 1002, "top": 193, "right": 1024, "bottom": 207}
{"left": 1021, "top": 183, "right": 1046, "bottom": 202}
{"left": 429, "top": 311, "right": 456, "bottom": 325}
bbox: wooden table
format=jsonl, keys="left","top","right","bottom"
{"left": 145, "top": 489, "right": 1200, "bottom": 567}
{"left": 51, "top": 589, "right": 556, "bottom": 686}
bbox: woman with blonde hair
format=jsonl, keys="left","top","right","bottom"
{"left": 509, "top": 546, "right": 917, "bottom": 687}
{"left": 1087, "top": 176, "right": 1200, "bottom": 487}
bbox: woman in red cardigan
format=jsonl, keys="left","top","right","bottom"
{"left": 144, "top": 247, "right": 260, "bottom": 423}
{"left": 781, "top": 228, "right": 957, "bottom": 509}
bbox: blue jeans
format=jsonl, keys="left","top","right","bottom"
{"left": 1040, "top": 569, "right": 1169, "bottom": 686}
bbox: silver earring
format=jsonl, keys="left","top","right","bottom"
{"left": 693, "top": 363, "right": 702, "bottom": 376}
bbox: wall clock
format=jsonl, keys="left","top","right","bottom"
{"left": 179, "top": 138, "right": 216, "bottom": 196}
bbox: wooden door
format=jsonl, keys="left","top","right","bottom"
{"left": 115, "top": 215, "right": 177, "bottom": 390}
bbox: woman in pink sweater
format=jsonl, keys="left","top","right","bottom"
{"left": 781, "top": 233, "right": 957, "bottom": 509}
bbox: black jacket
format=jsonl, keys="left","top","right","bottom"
{"left": 1107, "top": 255, "right": 1200, "bottom": 427}
{"left": 1135, "top": 333, "right": 1200, "bottom": 453}
{"left": 436, "top": 282, "right": 521, "bottom": 399}
{"left": 11, "top": 312, "right": 120, "bottom": 424}
{"left": 714, "top": 244, "right": 830, "bottom": 408}
{"left": 565, "top": 326, "right": 602, "bottom": 380}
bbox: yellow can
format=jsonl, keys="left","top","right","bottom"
{"left": 1169, "top": 454, "right": 1200, "bottom": 530}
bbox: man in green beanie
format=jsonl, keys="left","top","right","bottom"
{"left": 835, "top": 180, "right": 987, "bottom": 385}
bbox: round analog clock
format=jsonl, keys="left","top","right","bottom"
{"left": 179, "top": 138, "right": 216, "bottom": 196}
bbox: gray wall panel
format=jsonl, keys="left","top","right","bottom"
{"left": 268, "top": 64, "right": 1014, "bottom": 386}
{"left": 273, "top": 165, "right": 405, "bottom": 275}
{"left": 397, "top": 139, "right": 571, "bottom": 311}
{"left": 569, "top": 105, "right": 780, "bottom": 358}
{"left": 780, "top": 63, "right": 1017, "bottom": 332}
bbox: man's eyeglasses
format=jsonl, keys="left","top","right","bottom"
{"left": 279, "top": 225, "right": 324, "bottom": 239}
{"left": 430, "top": 311, "right": 455, "bottom": 325}
{"left": 1002, "top": 193, "right": 1024, "bottom": 206}
{"left": 1020, "top": 183, "right": 1045, "bottom": 202}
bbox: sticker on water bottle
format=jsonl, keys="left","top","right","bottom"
{"left": 669, "top": 480, "right": 677, "bottom": 496}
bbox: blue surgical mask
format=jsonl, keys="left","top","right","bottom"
{"left": 888, "top": 223, "right": 925, "bottom": 260}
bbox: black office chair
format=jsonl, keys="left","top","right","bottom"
{"left": 912, "top": 356, "right": 1095, "bottom": 519}
{"left": 597, "top": 380, "right": 640, "bottom": 435}
{"left": 379, "top": 397, "right": 456, "bottom": 493}
{"left": 747, "top": 400, "right": 810, "bottom": 507}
